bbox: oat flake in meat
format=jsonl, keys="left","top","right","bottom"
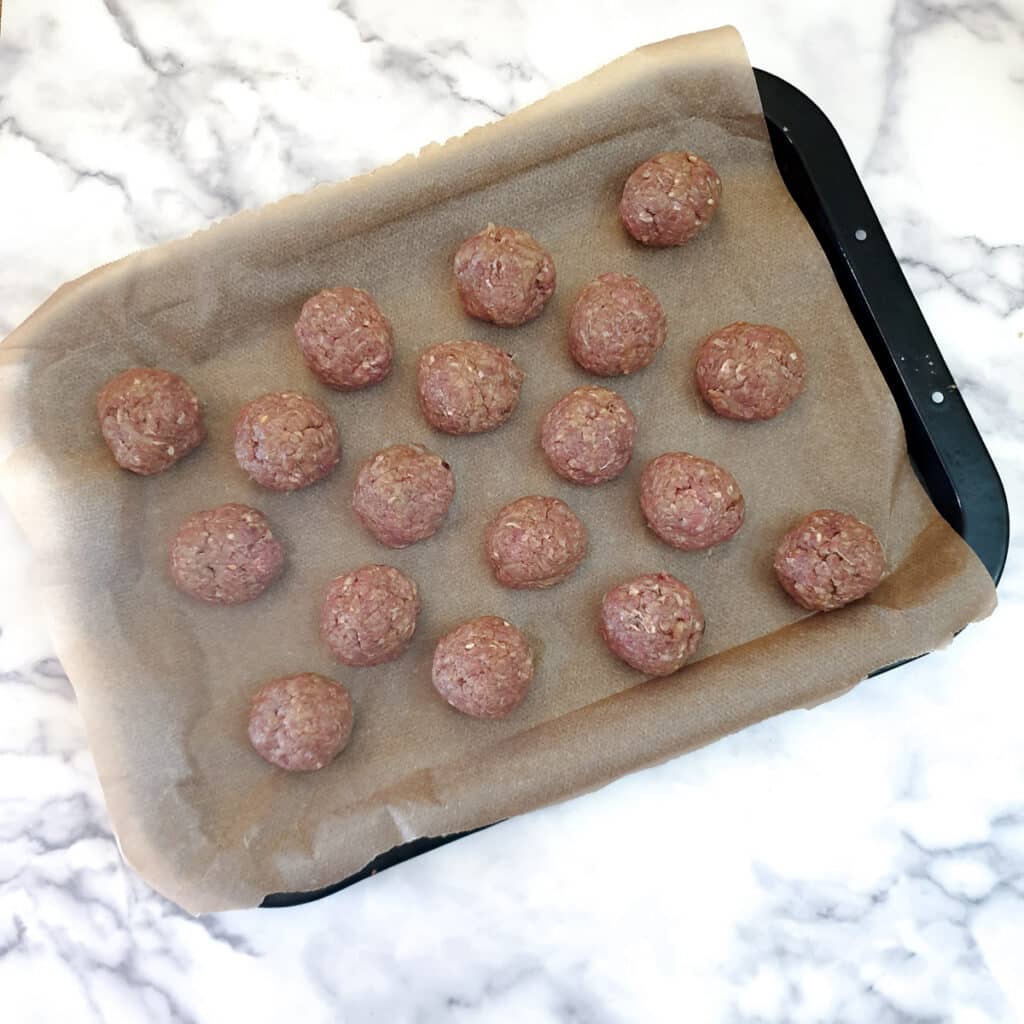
{"left": 774, "top": 509, "right": 886, "bottom": 611}
{"left": 96, "top": 367, "right": 205, "bottom": 475}
{"left": 600, "top": 573, "right": 705, "bottom": 676}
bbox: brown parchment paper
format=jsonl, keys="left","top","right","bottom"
{"left": 0, "top": 27, "right": 996, "bottom": 913}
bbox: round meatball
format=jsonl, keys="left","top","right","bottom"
{"left": 169, "top": 503, "right": 284, "bottom": 605}
{"left": 96, "top": 368, "right": 205, "bottom": 475}
{"left": 247, "top": 673, "right": 354, "bottom": 772}
{"left": 320, "top": 564, "right": 420, "bottom": 666}
{"left": 417, "top": 340, "right": 525, "bottom": 435}
{"left": 696, "top": 322, "right": 806, "bottom": 420}
{"left": 568, "top": 273, "right": 666, "bottom": 377}
{"left": 600, "top": 573, "right": 705, "bottom": 676}
{"left": 540, "top": 386, "right": 637, "bottom": 485}
{"left": 485, "top": 496, "right": 587, "bottom": 589}
{"left": 234, "top": 391, "right": 340, "bottom": 491}
{"left": 620, "top": 151, "right": 722, "bottom": 247}
{"left": 774, "top": 510, "right": 886, "bottom": 612}
{"left": 294, "top": 286, "right": 394, "bottom": 391}
{"left": 431, "top": 616, "right": 534, "bottom": 719}
{"left": 453, "top": 224, "right": 556, "bottom": 326}
{"left": 352, "top": 443, "right": 455, "bottom": 548}
{"left": 640, "top": 452, "right": 744, "bottom": 550}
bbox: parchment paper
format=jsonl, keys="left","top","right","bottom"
{"left": 0, "top": 27, "right": 996, "bottom": 913}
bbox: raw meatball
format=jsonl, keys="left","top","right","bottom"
{"left": 453, "top": 224, "right": 556, "bottom": 326}
{"left": 600, "top": 573, "right": 705, "bottom": 676}
{"left": 169, "top": 503, "right": 284, "bottom": 605}
{"left": 619, "top": 151, "right": 722, "bottom": 247}
{"left": 248, "top": 673, "right": 353, "bottom": 772}
{"left": 431, "top": 616, "right": 534, "bottom": 719}
{"left": 234, "top": 391, "right": 340, "bottom": 492}
{"left": 96, "top": 368, "right": 205, "bottom": 475}
{"left": 485, "top": 496, "right": 587, "bottom": 589}
{"left": 320, "top": 564, "right": 420, "bottom": 666}
{"left": 417, "top": 340, "right": 525, "bottom": 435}
{"left": 696, "top": 322, "right": 806, "bottom": 420}
{"left": 774, "top": 509, "right": 886, "bottom": 612}
{"left": 640, "top": 452, "right": 744, "bottom": 550}
{"left": 540, "top": 386, "right": 638, "bottom": 485}
{"left": 294, "top": 286, "right": 394, "bottom": 391}
{"left": 568, "top": 273, "right": 666, "bottom": 377}
{"left": 352, "top": 443, "right": 455, "bottom": 548}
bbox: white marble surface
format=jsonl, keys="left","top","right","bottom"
{"left": 2, "top": 1, "right": 1023, "bottom": 1020}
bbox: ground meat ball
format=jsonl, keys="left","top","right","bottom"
{"left": 484, "top": 496, "right": 587, "bottom": 589}
{"left": 294, "top": 286, "right": 394, "bottom": 391}
{"left": 96, "top": 368, "right": 205, "bottom": 475}
{"left": 169, "top": 503, "right": 284, "bottom": 605}
{"left": 568, "top": 273, "right": 667, "bottom": 377}
{"left": 453, "top": 224, "right": 556, "bottom": 326}
{"left": 600, "top": 573, "right": 705, "bottom": 676}
{"left": 417, "top": 340, "right": 525, "bottom": 435}
{"left": 774, "top": 510, "right": 886, "bottom": 612}
{"left": 619, "top": 151, "right": 722, "bottom": 247}
{"left": 320, "top": 564, "right": 420, "bottom": 666}
{"left": 247, "top": 673, "right": 353, "bottom": 772}
{"left": 234, "top": 391, "right": 340, "bottom": 491}
{"left": 695, "top": 322, "right": 806, "bottom": 420}
{"left": 431, "top": 616, "right": 534, "bottom": 719}
{"left": 640, "top": 452, "right": 745, "bottom": 550}
{"left": 540, "top": 386, "right": 638, "bottom": 485}
{"left": 352, "top": 444, "right": 455, "bottom": 548}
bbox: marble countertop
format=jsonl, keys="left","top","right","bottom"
{"left": 2, "top": 2, "right": 1022, "bottom": 1021}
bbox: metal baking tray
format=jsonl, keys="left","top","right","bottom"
{"left": 261, "top": 69, "right": 1010, "bottom": 907}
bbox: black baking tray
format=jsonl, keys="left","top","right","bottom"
{"left": 261, "top": 69, "right": 1009, "bottom": 907}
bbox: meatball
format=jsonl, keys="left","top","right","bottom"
{"left": 96, "top": 368, "right": 205, "bottom": 475}
{"left": 417, "top": 340, "right": 525, "bottom": 435}
{"left": 600, "top": 573, "right": 705, "bottom": 676}
{"left": 453, "top": 224, "right": 556, "bottom": 326}
{"left": 619, "top": 151, "right": 722, "bottom": 247}
{"left": 774, "top": 510, "right": 886, "bottom": 612}
{"left": 169, "top": 503, "right": 284, "bottom": 605}
{"left": 640, "top": 452, "right": 744, "bottom": 550}
{"left": 568, "top": 273, "right": 666, "bottom": 377}
{"left": 540, "top": 386, "right": 638, "bottom": 485}
{"left": 234, "top": 391, "right": 340, "bottom": 492}
{"left": 247, "top": 673, "right": 354, "bottom": 772}
{"left": 695, "top": 322, "right": 806, "bottom": 420}
{"left": 352, "top": 443, "right": 455, "bottom": 548}
{"left": 320, "top": 564, "right": 420, "bottom": 666}
{"left": 294, "top": 286, "right": 394, "bottom": 391}
{"left": 431, "top": 616, "right": 534, "bottom": 719}
{"left": 484, "top": 496, "right": 587, "bottom": 589}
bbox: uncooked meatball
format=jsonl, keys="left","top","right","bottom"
{"left": 169, "top": 503, "right": 284, "bottom": 605}
{"left": 247, "top": 673, "right": 354, "bottom": 772}
{"left": 431, "top": 616, "right": 534, "bottom": 719}
{"left": 453, "top": 224, "right": 556, "bottom": 326}
{"left": 417, "top": 340, "right": 525, "bottom": 435}
{"left": 695, "top": 322, "right": 806, "bottom": 420}
{"left": 234, "top": 391, "right": 340, "bottom": 491}
{"left": 96, "top": 368, "right": 205, "bottom": 475}
{"left": 294, "top": 286, "right": 394, "bottom": 391}
{"left": 320, "top": 564, "right": 420, "bottom": 666}
{"left": 568, "top": 273, "right": 666, "bottom": 377}
{"left": 600, "top": 573, "right": 705, "bottom": 676}
{"left": 540, "top": 386, "right": 638, "bottom": 485}
{"left": 619, "top": 151, "right": 722, "bottom": 247}
{"left": 774, "top": 509, "right": 885, "bottom": 612}
{"left": 484, "top": 496, "right": 587, "bottom": 589}
{"left": 352, "top": 443, "right": 455, "bottom": 548}
{"left": 640, "top": 452, "right": 744, "bottom": 550}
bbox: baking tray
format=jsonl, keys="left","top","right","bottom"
{"left": 260, "top": 69, "right": 1010, "bottom": 907}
